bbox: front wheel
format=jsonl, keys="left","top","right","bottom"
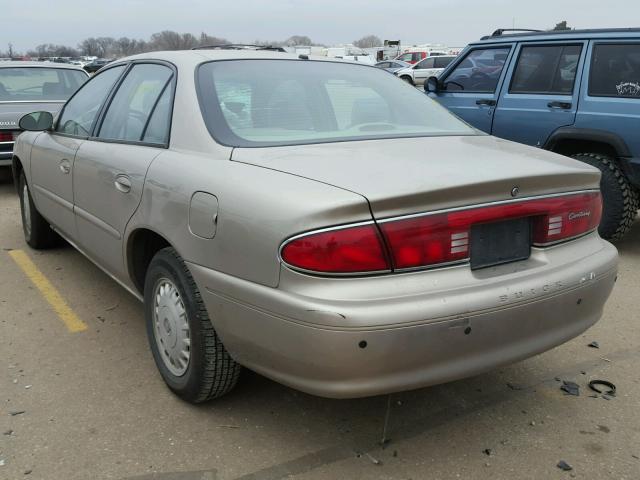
{"left": 571, "top": 153, "right": 639, "bottom": 240}
{"left": 144, "top": 247, "right": 241, "bottom": 403}
{"left": 18, "top": 172, "right": 59, "bottom": 249}
{"left": 400, "top": 75, "right": 414, "bottom": 85}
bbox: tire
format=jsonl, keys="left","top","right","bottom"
{"left": 400, "top": 75, "right": 414, "bottom": 85}
{"left": 18, "top": 172, "right": 59, "bottom": 249}
{"left": 571, "top": 153, "right": 639, "bottom": 240}
{"left": 0, "top": 167, "right": 12, "bottom": 183}
{"left": 144, "top": 247, "right": 241, "bottom": 403}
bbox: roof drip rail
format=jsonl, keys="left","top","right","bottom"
{"left": 191, "top": 44, "right": 286, "bottom": 52}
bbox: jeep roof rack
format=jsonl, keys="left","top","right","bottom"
{"left": 482, "top": 28, "right": 543, "bottom": 40}
{"left": 192, "top": 44, "right": 286, "bottom": 52}
{"left": 480, "top": 27, "right": 640, "bottom": 41}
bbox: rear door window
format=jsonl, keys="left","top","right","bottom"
{"left": 415, "top": 58, "right": 435, "bottom": 69}
{"left": 443, "top": 47, "right": 511, "bottom": 92}
{"left": 98, "top": 63, "right": 173, "bottom": 142}
{"left": 589, "top": 43, "right": 640, "bottom": 98}
{"left": 434, "top": 57, "right": 455, "bottom": 69}
{"left": 510, "top": 44, "right": 582, "bottom": 94}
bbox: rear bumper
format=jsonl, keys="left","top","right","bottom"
{"left": 188, "top": 236, "right": 618, "bottom": 398}
{"left": 0, "top": 150, "right": 12, "bottom": 166}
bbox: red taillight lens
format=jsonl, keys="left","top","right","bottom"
{"left": 280, "top": 223, "right": 391, "bottom": 273}
{"left": 280, "top": 192, "right": 602, "bottom": 275}
{"left": 380, "top": 191, "right": 602, "bottom": 270}
{"left": 0, "top": 131, "right": 17, "bottom": 142}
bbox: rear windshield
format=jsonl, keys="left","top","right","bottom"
{"left": 0, "top": 67, "right": 87, "bottom": 102}
{"left": 197, "top": 59, "right": 475, "bottom": 147}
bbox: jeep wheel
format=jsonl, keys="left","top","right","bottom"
{"left": 571, "top": 153, "right": 639, "bottom": 240}
{"left": 144, "top": 247, "right": 241, "bottom": 403}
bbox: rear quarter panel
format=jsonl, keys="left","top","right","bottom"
{"left": 126, "top": 152, "right": 373, "bottom": 288}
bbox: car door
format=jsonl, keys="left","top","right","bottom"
{"left": 412, "top": 57, "right": 435, "bottom": 85}
{"left": 29, "top": 65, "right": 126, "bottom": 238}
{"left": 491, "top": 41, "right": 587, "bottom": 146}
{"left": 429, "top": 45, "right": 514, "bottom": 133}
{"left": 72, "top": 62, "right": 175, "bottom": 279}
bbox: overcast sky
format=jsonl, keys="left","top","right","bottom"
{"left": 5, "top": 0, "right": 640, "bottom": 51}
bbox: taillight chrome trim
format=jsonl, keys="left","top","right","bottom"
{"left": 376, "top": 189, "right": 600, "bottom": 223}
{"left": 278, "top": 220, "right": 393, "bottom": 277}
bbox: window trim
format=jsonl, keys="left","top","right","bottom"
{"left": 441, "top": 45, "right": 513, "bottom": 94}
{"left": 53, "top": 63, "right": 129, "bottom": 140}
{"left": 587, "top": 41, "right": 640, "bottom": 99}
{"left": 91, "top": 60, "right": 177, "bottom": 148}
{"left": 507, "top": 43, "right": 584, "bottom": 95}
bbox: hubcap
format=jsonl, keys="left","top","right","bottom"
{"left": 153, "top": 278, "right": 190, "bottom": 376}
{"left": 22, "top": 184, "right": 32, "bottom": 238}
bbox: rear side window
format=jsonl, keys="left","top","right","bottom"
{"left": 510, "top": 44, "right": 582, "bottom": 94}
{"left": 434, "top": 57, "right": 454, "bottom": 69}
{"left": 444, "top": 47, "right": 511, "bottom": 92}
{"left": 415, "top": 58, "right": 435, "bottom": 69}
{"left": 98, "top": 63, "right": 173, "bottom": 142}
{"left": 589, "top": 43, "right": 640, "bottom": 98}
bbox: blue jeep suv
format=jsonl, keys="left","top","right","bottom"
{"left": 427, "top": 28, "right": 640, "bottom": 240}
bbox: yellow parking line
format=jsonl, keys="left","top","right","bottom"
{"left": 8, "top": 249, "right": 87, "bottom": 333}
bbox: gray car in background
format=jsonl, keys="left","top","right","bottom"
{"left": 13, "top": 51, "right": 617, "bottom": 403}
{"left": 0, "top": 61, "right": 88, "bottom": 172}
{"left": 375, "top": 59, "right": 411, "bottom": 73}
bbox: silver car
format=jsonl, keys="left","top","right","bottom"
{"left": 12, "top": 51, "right": 618, "bottom": 403}
{"left": 395, "top": 55, "right": 457, "bottom": 85}
{"left": 0, "top": 61, "right": 88, "bottom": 172}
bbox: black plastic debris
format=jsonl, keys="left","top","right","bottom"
{"left": 588, "top": 380, "right": 616, "bottom": 396}
{"left": 8, "top": 410, "right": 25, "bottom": 416}
{"left": 560, "top": 381, "right": 580, "bottom": 396}
{"left": 483, "top": 448, "right": 493, "bottom": 456}
{"left": 557, "top": 460, "right": 573, "bottom": 471}
{"left": 588, "top": 341, "right": 600, "bottom": 349}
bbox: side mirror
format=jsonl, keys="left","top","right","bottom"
{"left": 19, "top": 111, "right": 53, "bottom": 131}
{"left": 425, "top": 76, "right": 441, "bottom": 93}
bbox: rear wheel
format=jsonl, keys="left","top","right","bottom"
{"left": 571, "top": 153, "right": 639, "bottom": 240}
{"left": 18, "top": 172, "right": 59, "bottom": 249}
{"left": 144, "top": 247, "right": 241, "bottom": 403}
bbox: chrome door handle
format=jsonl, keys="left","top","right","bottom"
{"left": 114, "top": 175, "right": 132, "bottom": 193}
{"left": 59, "top": 159, "right": 71, "bottom": 174}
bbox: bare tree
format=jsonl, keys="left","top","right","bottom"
{"left": 284, "top": 35, "right": 312, "bottom": 46}
{"left": 199, "top": 33, "right": 230, "bottom": 47}
{"left": 149, "top": 31, "right": 199, "bottom": 50}
{"left": 353, "top": 35, "right": 382, "bottom": 49}
{"left": 114, "top": 37, "right": 147, "bottom": 57}
{"left": 78, "top": 37, "right": 101, "bottom": 56}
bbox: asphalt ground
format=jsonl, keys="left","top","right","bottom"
{"left": 1, "top": 177, "right": 639, "bottom": 480}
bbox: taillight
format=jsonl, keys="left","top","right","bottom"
{"left": 280, "top": 191, "right": 601, "bottom": 275}
{"left": 280, "top": 223, "right": 391, "bottom": 274}
{"left": 0, "top": 131, "right": 17, "bottom": 142}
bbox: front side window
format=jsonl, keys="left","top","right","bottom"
{"left": 0, "top": 67, "right": 87, "bottom": 102}
{"left": 444, "top": 47, "right": 511, "bottom": 92}
{"left": 98, "top": 64, "right": 173, "bottom": 142}
{"left": 56, "top": 66, "right": 125, "bottom": 136}
{"left": 197, "top": 60, "right": 475, "bottom": 147}
{"left": 510, "top": 44, "right": 582, "bottom": 94}
{"left": 589, "top": 43, "right": 640, "bottom": 98}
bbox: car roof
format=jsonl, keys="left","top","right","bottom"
{"left": 107, "top": 49, "right": 370, "bottom": 70}
{"left": 0, "top": 60, "right": 87, "bottom": 70}
{"left": 473, "top": 27, "right": 640, "bottom": 45}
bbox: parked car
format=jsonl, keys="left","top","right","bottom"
{"left": 83, "top": 59, "right": 112, "bottom": 73}
{"left": 395, "top": 51, "right": 427, "bottom": 64}
{"left": 395, "top": 55, "right": 457, "bottom": 85}
{"left": 13, "top": 50, "right": 617, "bottom": 403}
{"left": 375, "top": 60, "right": 411, "bottom": 73}
{"left": 427, "top": 28, "right": 640, "bottom": 240}
{"left": 0, "top": 61, "right": 88, "bottom": 176}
